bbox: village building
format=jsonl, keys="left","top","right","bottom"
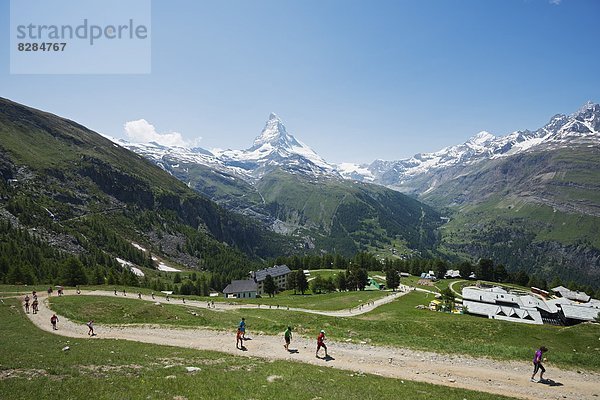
{"left": 222, "top": 279, "right": 257, "bottom": 299}
{"left": 551, "top": 286, "right": 591, "bottom": 302}
{"left": 444, "top": 269, "right": 461, "bottom": 279}
{"left": 251, "top": 264, "right": 292, "bottom": 296}
{"left": 462, "top": 286, "right": 600, "bottom": 326}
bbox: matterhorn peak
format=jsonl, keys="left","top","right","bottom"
{"left": 250, "top": 113, "right": 299, "bottom": 150}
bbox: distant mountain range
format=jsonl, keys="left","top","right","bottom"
{"left": 338, "top": 101, "right": 599, "bottom": 192}
{"left": 0, "top": 96, "right": 597, "bottom": 287}
{"left": 115, "top": 113, "right": 442, "bottom": 257}
{"left": 116, "top": 101, "right": 600, "bottom": 286}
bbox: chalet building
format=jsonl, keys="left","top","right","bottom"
{"left": 250, "top": 264, "right": 292, "bottom": 296}
{"left": 222, "top": 279, "right": 257, "bottom": 299}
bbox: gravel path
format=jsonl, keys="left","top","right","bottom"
{"left": 22, "top": 291, "right": 600, "bottom": 400}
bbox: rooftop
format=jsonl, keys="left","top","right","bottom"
{"left": 223, "top": 279, "right": 257, "bottom": 294}
{"left": 253, "top": 264, "right": 292, "bottom": 282}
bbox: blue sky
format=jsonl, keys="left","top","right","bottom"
{"left": 1, "top": 0, "right": 599, "bottom": 163}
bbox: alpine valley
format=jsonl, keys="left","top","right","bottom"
{"left": 117, "top": 103, "right": 600, "bottom": 287}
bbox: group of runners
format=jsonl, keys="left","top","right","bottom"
{"left": 236, "top": 317, "right": 329, "bottom": 358}
{"left": 47, "top": 286, "right": 64, "bottom": 296}
{"left": 22, "top": 288, "right": 550, "bottom": 380}
{"left": 23, "top": 291, "right": 38, "bottom": 314}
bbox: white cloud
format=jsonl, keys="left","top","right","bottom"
{"left": 123, "top": 119, "right": 200, "bottom": 147}
{"left": 549, "top": 0, "right": 561, "bottom": 5}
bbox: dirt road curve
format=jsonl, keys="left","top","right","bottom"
{"left": 24, "top": 291, "right": 600, "bottom": 400}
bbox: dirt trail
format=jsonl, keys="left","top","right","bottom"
{"left": 23, "top": 291, "right": 600, "bottom": 400}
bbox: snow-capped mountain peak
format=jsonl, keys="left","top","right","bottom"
{"left": 216, "top": 113, "right": 338, "bottom": 178}
{"left": 250, "top": 112, "right": 301, "bottom": 150}
{"left": 468, "top": 131, "right": 495, "bottom": 146}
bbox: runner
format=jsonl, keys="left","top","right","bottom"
{"left": 50, "top": 314, "right": 59, "bottom": 330}
{"left": 87, "top": 320, "right": 95, "bottom": 336}
{"left": 239, "top": 317, "right": 246, "bottom": 339}
{"left": 284, "top": 326, "right": 292, "bottom": 351}
{"left": 24, "top": 295, "right": 30, "bottom": 314}
{"left": 531, "top": 346, "right": 548, "bottom": 382}
{"left": 236, "top": 328, "right": 244, "bottom": 350}
{"left": 316, "top": 329, "right": 328, "bottom": 358}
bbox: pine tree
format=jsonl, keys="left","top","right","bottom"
{"left": 264, "top": 274, "right": 276, "bottom": 297}
{"left": 385, "top": 268, "right": 400, "bottom": 291}
{"left": 295, "top": 269, "right": 308, "bottom": 295}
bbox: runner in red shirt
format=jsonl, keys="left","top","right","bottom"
{"left": 50, "top": 314, "right": 59, "bottom": 330}
{"left": 316, "top": 330, "right": 328, "bottom": 358}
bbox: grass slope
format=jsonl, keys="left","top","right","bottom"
{"left": 428, "top": 147, "right": 600, "bottom": 287}
{"left": 256, "top": 169, "right": 442, "bottom": 257}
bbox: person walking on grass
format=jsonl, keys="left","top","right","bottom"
{"left": 284, "top": 326, "right": 293, "bottom": 351}
{"left": 531, "top": 346, "right": 548, "bottom": 382}
{"left": 50, "top": 314, "right": 59, "bottom": 330}
{"left": 316, "top": 329, "right": 328, "bottom": 358}
{"left": 24, "top": 295, "right": 30, "bottom": 314}
{"left": 87, "top": 320, "right": 95, "bottom": 336}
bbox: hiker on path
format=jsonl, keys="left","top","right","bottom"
{"left": 236, "top": 328, "right": 244, "bottom": 349}
{"left": 50, "top": 314, "right": 59, "bottom": 330}
{"left": 32, "top": 298, "right": 39, "bottom": 314}
{"left": 24, "top": 295, "right": 30, "bottom": 313}
{"left": 114, "top": 288, "right": 117, "bottom": 296}
{"left": 87, "top": 320, "right": 95, "bottom": 336}
{"left": 47, "top": 287, "right": 53, "bottom": 296}
{"left": 239, "top": 318, "right": 246, "bottom": 339}
{"left": 151, "top": 292, "right": 155, "bottom": 300}
{"left": 531, "top": 346, "right": 548, "bottom": 382}
{"left": 32, "top": 290, "right": 37, "bottom": 301}
{"left": 138, "top": 292, "right": 142, "bottom": 299}
{"left": 284, "top": 326, "right": 292, "bottom": 351}
{"left": 316, "top": 329, "right": 328, "bottom": 358}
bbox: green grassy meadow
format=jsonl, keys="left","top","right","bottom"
{"left": 0, "top": 297, "right": 518, "bottom": 400}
